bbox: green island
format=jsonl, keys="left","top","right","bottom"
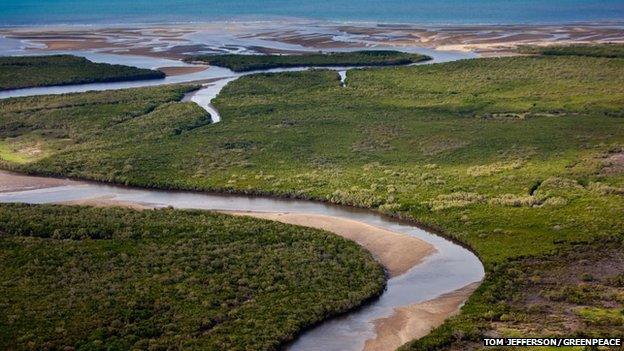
{"left": 0, "top": 55, "right": 165, "bottom": 91}
{"left": 1, "top": 50, "right": 624, "bottom": 350}
{"left": 0, "top": 203, "right": 385, "bottom": 350}
{"left": 186, "top": 50, "right": 430, "bottom": 71}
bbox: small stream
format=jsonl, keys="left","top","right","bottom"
{"left": 0, "top": 47, "right": 483, "bottom": 350}
{"left": 0, "top": 49, "right": 476, "bottom": 122}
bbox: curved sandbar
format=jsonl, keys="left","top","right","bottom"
{"left": 364, "top": 282, "right": 480, "bottom": 351}
{"left": 157, "top": 65, "right": 209, "bottom": 76}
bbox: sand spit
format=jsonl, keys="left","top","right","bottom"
{"left": 0, "top": 171, "right": 74, "bottom": 193}
{"left": 157, "top": 65, "right": 209, "bottom": 76}
{"left": 363, "top": 282, "right": 481, "bottom": 351}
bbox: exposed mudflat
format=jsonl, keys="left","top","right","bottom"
{"left": 0, "top": 171, "right": 73, "bottom": 193}
{"left": 157, "top": 65, "right": 208, "bottom": 76}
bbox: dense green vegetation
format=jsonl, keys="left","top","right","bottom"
{"left": 0, "top": 203, "right": 385, "bottom": 350}
{"left": 518, "top": 43, "right": 624, "bottom": 58}
{"left": 0, "top": 55, "right": 165, "bottom": 90}
{"left": 186, "top": 50, "right": 430, "bottom": 71}
{"left": 0, "top": 85, "right": 201, "bottom": 164}
{"left": 402, "top": 235, "right": 624, "bottom": 351}
{"left": 1, "top": 54, "right": 624, "bottom": 349}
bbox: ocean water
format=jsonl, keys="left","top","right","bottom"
{"left": 1, "top": 0, "right": 624, "bottom": 26}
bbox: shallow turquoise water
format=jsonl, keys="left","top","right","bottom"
{"left": 1, "top": 0, "right": 623, "bottom": 26}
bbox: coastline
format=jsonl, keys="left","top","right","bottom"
{"left": 2, "top": 21, "right": 623, "bottom": 60}
{"left": 2, "top": 6, "right": 624, "bottom": 351}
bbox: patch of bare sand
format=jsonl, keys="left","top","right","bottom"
{"left": 225, "top": 211, "right": 436, "bottom": 277}
{"left": 157, "top": 66, "right": 208, "bottom": 76}
{"left": 364, "top": 282, "right": 481, "bottom": 351}
{"left": 36, "top": 39, "right": 117, "bottom": 51}
{"left": 0, "top": 170, "right": 73, "bottom": 193}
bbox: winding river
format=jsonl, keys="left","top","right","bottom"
{"left": 0, "top": 48, "right": 477, "bottom": 121}
{"left": 0, "top": 48, "right": 484, "bottom": 351}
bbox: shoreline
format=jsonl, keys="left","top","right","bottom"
{"left": 0, "top": 18, "right": 619, "bottom": 351}
{"left": 2, "top": 21, "right": 623, "bottom": 59}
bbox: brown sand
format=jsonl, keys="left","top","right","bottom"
{"left": 38, "top": 39, "right": 113, "bottom": 51}
{"left": 226, "top": 211, "right": 436, "bottom": 277}
{"left": 157, "top": 66, "right": 209, "bottom": 76}
{"left": 0, "top": 171, "right": 74, "bottom": 193}
{"left": 363, "top": 282, "right": 481, "bottom": 351}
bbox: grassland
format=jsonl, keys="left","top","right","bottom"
{"left": 1, "top": 54, "right": 623, "bottom": 349}
{"left": 0, "top": 55, "right": 165, "bottom": 90}
{"left": 518, "top": 43, "right": 624, "bottom": 58}
{"left": 0, "top": 203, "right": 385, "bottom": 351}
{"left": 186, "top": 50, "right": 430, "bottom": 71}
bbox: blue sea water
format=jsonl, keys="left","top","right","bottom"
{"left": 1, "top": 0, "right": 624, "bottom": 26}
